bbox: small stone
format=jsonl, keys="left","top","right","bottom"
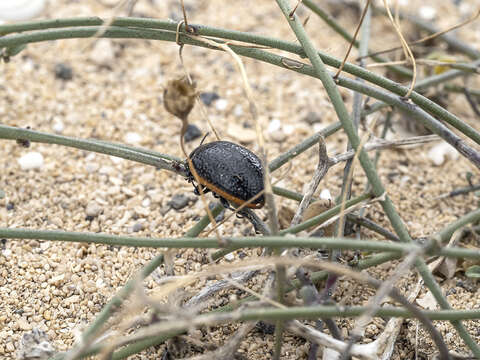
{"left": 6, "top": 203, "right": 14, "bottom": 211}
{"left": 132, "top": 222, "right": 144, "bottom": 232}
{"left": 85, "top": 162, "right": 99, "bottom": 173}
{"left": 85, "top": 200, "right": 102, "bottom": 218}
{"left": 54, "top": 63, "right": 73, "bottom": 80}
{"left": 90, "top": 39, "right": 115, "bottom": 65}
{"left": 0, "top": 1, "right": 45, "bottom": 22}
{"left": 43, "top": 310, "right": 51, "bottom": 321}
{"left": 224, "top": 252, "right": 235, "bottom": 261}
{"left": 18, "top": 152, "right": 44, "bottom": 170}
{"left": 270, "top": 130, "right": 287, "bottom": 142}
{"left": 52, "top": 121, "right": 64, "bottom": 133}
{"left": 17, "top": 328, "right": 55, "bottom": 360}
{"left": 124, "top": 132, "right": 142, "bottom": 144}
{"left": 199, "top": 91, "right": 220, "bottom": 106}
{"left": 303, "top": 111, "right": 322, "bottom": 124}
{"left": 183, "top": 124, "right": 202, "bottom": 142}
{"left": 267, "top": 118, "right": 282, "bottom": 133}
{"left": 168, "top": 193, "right": 192, "bottom": 210}
{"left": 233, "top": 104, "right": 243, "bottom": 117}
{"left": 419, "top": 6, "right": 436, "bottom": 20}
{"left": 84, "top": 280, "right": 97, "bottom": 293}
{"left": 226, "top": 123, "right": 256, "bottom": 143}
{"left": 428, "top": 143, "right": 459, "bottom": 166}
{"left": 215, "top": 98, "right": 228, "bottom": 111}
{"left": 320, "top": 188, "right": 332, "bottom": 200}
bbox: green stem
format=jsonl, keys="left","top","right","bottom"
{"left": 1, "top": 20, "right": 479, "bottom": 146}
{"left": 0, "top": 125, "right": 181, "bottom": 172}
{"left": 2, "top": 230, "right": 479, "bottom": 259}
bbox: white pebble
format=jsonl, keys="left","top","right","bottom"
{"left": 233, "top": 104, "right": 243, "bottom": 117}
{"left": 90, "top": 39, "right": 115, "bottom": 65}
{"left": 215, "top": 98, "right": 228, "bottom": 111}
{"left": 124, "top": 132, "right": 142, "bottom": 144}
{"left": 419, "top": 6, "right": 436, "bottom": 20}
{"left": 52, "top": 121, "right": 64, "bottom": 133}
{"left": 18, "top": 152, "right": 44, "bottom": 170}
{"left": 0, "top": 0, "right": 45, "bottom": 21}
{"left": 320, "top": 189, "right": 332, "bottom": 200}
{"left": 224, "top": 253, "right": 235, "bottom": 261}
{"left": 284, "top": 125, "right": 295, "bottom": 135}
{"left": 85, "top": 200, "right": 102, "bottom": 217}
{"left": 428, "top": 143, "right": 459, "bottom": 166}
{"left": 267, "top": 118, "right": 282, "bottom": 133}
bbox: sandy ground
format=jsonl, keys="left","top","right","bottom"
{"left": 1, "top": 0, "right": 480, "bottom": 359}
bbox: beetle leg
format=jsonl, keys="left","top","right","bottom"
{"left": 193, "top": 184, "right": 210, "bottom": 196}
{"left": 219, "top": 197, "right": 244, "bottom": 216}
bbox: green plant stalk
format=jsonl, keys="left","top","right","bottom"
{"left": 274, "top": 0, "right": 480, "bottom": 356}
{"left": 1, "top": 20, "right": 479, "bottom": 146}
{"left": 0, "top": 125, "right": 181, "bottom": 172}
{"left": 55, "top": 302, "right": 480, "bottom": 360}
{"left": 3, "top": 228, "right": 479, "bottom": 259}
{"left": 302, "top": 0, "right": 412, "bottom": 78}
{"left": 357, "top": 206, "right": 480, "bottom": 268}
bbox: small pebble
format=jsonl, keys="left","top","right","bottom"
{"left": 6, "top": 203, "right": 14, "bottom": 210}
{"left": 54, "top": 63, "right": 73, "bottom": 80}
{"left": 18, "top": 152, "right": 44, "bottom": 170}
{"left": 52, "top": 121, "right": 64, "bottom": 133}
{"left": 224, "top": 252, "right": 235, "bottom": 261}
{"left": 419, "top": 6, "right": 436, "bottom": 20}
{"left": 267, "top": 118, "right": 281, "bottom": 133}
{"left": 124, "top": 132, "right": 142, "bottom": 144}
{"left": 233, "top": 104, "right": 243, "bottom": 117}
{"left": 168, "top": 193, "right": 191, "bottom": 210}
{"left": 0, "top": 0, "right": 45, "bottom": 21}
{"left": 132, "top": 222, "right": 144, "bottom": 232}
{"left": 302, "top": 111, "right": 322, "bottom": 124}
{"left": 199, "top": 91, "right": 220, "bottom": 106}
{"left": 320, "top": 188, "right": 332, "bottom": 200}
{"left": 183, "top": 124, "right": 202, "bottom": 142}
{"left": 85, "top": 162, "right": 99, "bottom": 173}
{"left": 270, "top": 130, "right": 287, "bottom": 143}
{"left": 215, "top": 98, "right": 228, "bottom": 111}
{"left": 428, "top": 143, "right": 459, "bottom": 166}
{"left": 90, "top": 39, "right": 115, "bottom": 65}
{"left": 85, "top": 200, "right": 102, "bottom": 218}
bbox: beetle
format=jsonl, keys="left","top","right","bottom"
{"left": 185, "top": 141, "right": 265, "bottom": 209}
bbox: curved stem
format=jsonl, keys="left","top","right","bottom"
{"left": 0, "top": 19, "right": 479, "bottom": 146}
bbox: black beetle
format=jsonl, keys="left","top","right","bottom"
{"left": 185, "top": 141, "right": 265, "bottom": 209}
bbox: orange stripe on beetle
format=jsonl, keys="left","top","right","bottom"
{"left": 185, "top": 141, "right": 265, "bottom": 209}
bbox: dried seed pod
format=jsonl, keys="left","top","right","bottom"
{"left": 163, "top": 77, "right": 196, "bottom": 121}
